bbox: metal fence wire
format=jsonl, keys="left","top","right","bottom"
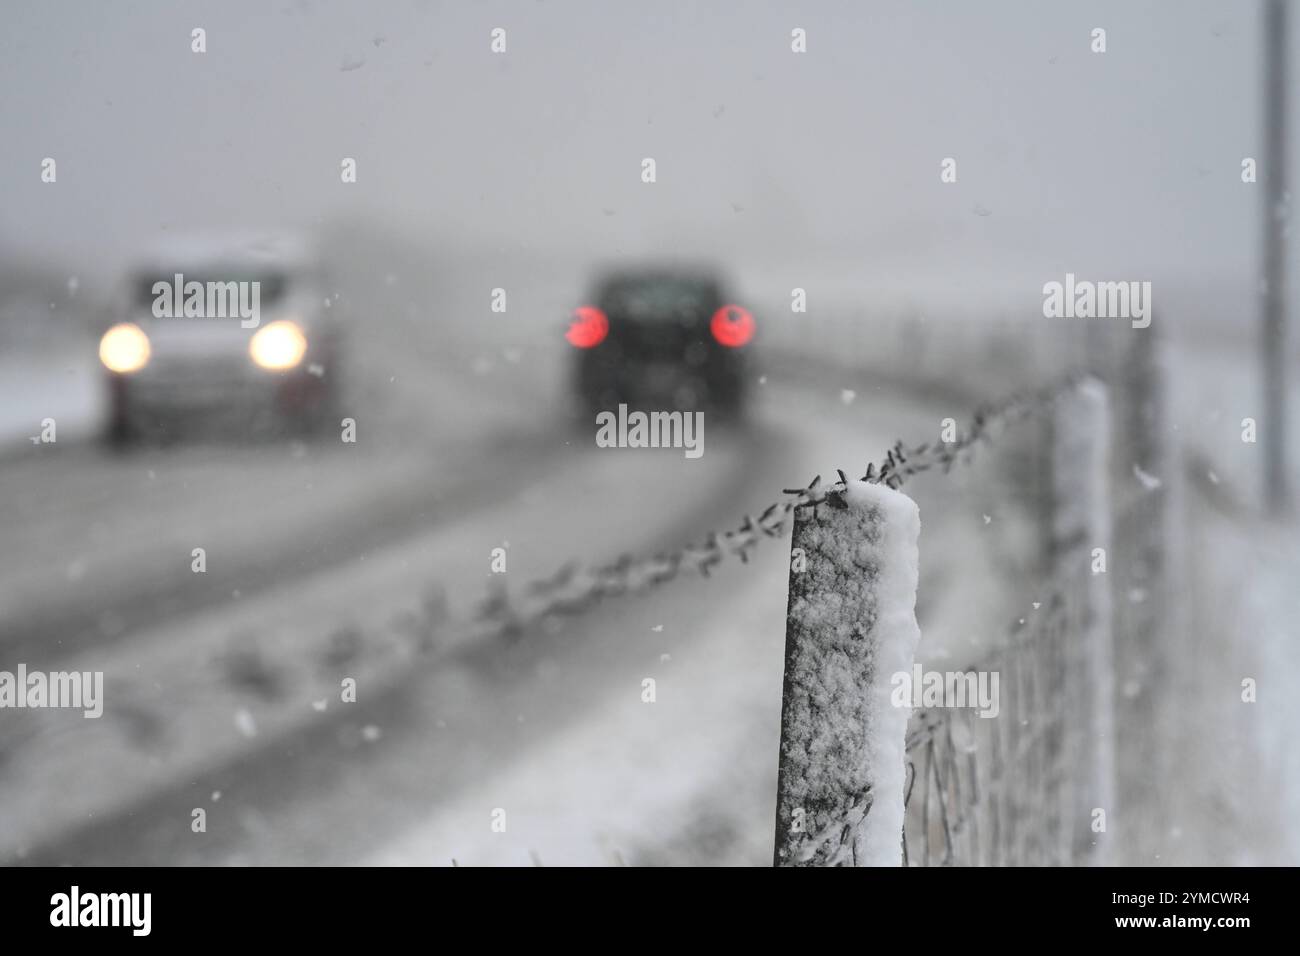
{"left": 902, "top": 585, "right": 1088, "bottom": 866}
{"left": 472, "top": 376, "right": 1082, "bottom": 636}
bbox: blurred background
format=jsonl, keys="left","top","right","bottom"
{"left": 0, "top": 0, "right": 1296, "bottom": 865}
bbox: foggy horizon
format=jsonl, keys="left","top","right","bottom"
{"left": 1, "top": 0, "right": 1285, "bottom": 308}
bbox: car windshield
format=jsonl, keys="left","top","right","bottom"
{"left": 134, "top": 271, "right": 289, "bottom": 309}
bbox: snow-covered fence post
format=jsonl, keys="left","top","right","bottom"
{"left": 773, "top": 479, "right": 922, "bottom": 867}
{"left": 1050, "top": 378, "right": 1115, "bottom": 863}
{"left": 1110, "top": 328, "right": 1175, "bottom": 861}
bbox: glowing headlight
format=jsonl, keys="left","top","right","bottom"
{"left": 249, "top": 320, "right": 308, "bottom": 370}
{"left": 99, "top": 323, "right": 151, "bottom": 373}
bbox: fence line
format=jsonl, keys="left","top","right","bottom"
{"left": 903, "top": 595, "right": 1074, "bottom": 866}
{"left": 760, "top": 373, "right": 1115, "bottom": 868}
{"left": 898, "top": 378, "right": 1114, "bottom": 867}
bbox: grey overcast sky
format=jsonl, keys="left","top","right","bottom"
{"left": 0, "top": 1, "right": 1290, "bottom": 305}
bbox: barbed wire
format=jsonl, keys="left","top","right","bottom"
{"left": 791, "top": 786, "right": 875, "bottom": 866}
{"left": 472, "top": 374, "right": 1081, "bottom": 638}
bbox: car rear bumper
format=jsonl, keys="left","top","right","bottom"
{"left": 576, "top": 346, "right": 747, "bottom": 412}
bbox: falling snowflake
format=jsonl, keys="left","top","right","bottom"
{"left": 1133, "top": 464, "right": 1162, "bottom": 490}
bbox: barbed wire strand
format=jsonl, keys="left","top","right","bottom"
{"left": 471, "top": 374, "right": 1080, "bottom": 639}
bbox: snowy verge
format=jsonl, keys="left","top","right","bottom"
{"left": 0, "top": 348, "right": 102, "bottom": 449}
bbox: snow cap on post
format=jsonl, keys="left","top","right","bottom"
{"left": 1050, "top": 376, "right": 1115, "bottom": 863}
{"left": 774, "top": 477, "right": 921, "bottom": 866}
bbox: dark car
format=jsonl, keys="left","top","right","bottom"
{"left": 568, "top": 268, "right": 754, "bottom": 418}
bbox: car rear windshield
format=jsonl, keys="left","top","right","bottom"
{"left": 599, "top": 278, "right": 718, "bottom": 317}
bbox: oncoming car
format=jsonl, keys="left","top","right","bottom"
{"left": 98, "top": 234, "right": 342, "bottom": 444}
{"left": 568, "top": 268, "right": 754, "bottom": 419}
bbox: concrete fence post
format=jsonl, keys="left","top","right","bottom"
{"left": 773, "top": 478, "right": 922, "bottom": 867}
{"left": 1050, "top": 378, "right": 1115, "bottom": 863}
{"left": 1111, "top": 328, "right": 1175, "bottom": 862}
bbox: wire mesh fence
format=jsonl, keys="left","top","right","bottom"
{"left": 902, "top": 379, "right": 1108, "bottom": 867}
{"left": 903, "top": 588, "right": 1088, "bottom": 866}
{"left": 899, "top": 346, "right": 1164, "bottom": 867}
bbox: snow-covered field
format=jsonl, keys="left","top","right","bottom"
{"left": 1143, "top": 339, "right": 1300, "bottom": 866}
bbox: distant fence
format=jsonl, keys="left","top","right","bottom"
{"left": 901, "top": 380, "right": 1117, "bottom": 866}
{"left": 756, "top": 307, "right": 1084, "bottom": 404}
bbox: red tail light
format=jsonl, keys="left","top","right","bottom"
{"left": 566, "top": 305, "right": 609, "bottom": 348}
{"left": 710, "top": 304, "right": 754, "bottom": 347}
